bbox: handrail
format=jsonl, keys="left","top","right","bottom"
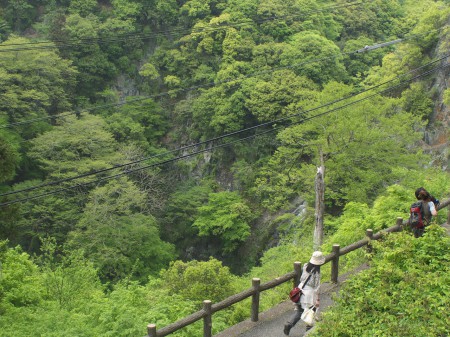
{"left": 146, "top": 198, "right": 450, "bottom": 337}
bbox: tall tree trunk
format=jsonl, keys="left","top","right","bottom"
{"left": 314, "top": 152, "right": 325, "bottom": 250}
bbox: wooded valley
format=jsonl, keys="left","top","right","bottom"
{"left": 0, "top": 0, "right": 449, "bottom": 336}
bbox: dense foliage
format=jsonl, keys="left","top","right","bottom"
{"left": 0, "top": 0, "right": 449, "bottom": 336}
{"left": 311, "top": 226, "right": 450, "bottom": 337}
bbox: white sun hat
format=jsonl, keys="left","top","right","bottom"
{"left": 309, "top": 251, "right": 326, "bottom": 265}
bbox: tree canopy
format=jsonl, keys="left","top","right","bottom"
{"left": 0, "top": 0, "right": 448, "bottom": 335}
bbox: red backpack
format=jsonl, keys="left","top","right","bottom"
{"left": 409, "top": 201, "right": 424, "bottom": 228}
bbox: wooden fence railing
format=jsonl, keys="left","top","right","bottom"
{"left": 145, "top": 199, "right": 450, "bottom": 337}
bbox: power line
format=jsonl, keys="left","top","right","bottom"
{"left": 0, "top": 2, "right": 363, "bottom": 51}
{"left": 2, "top": 63, "right": 446, "bottom": 207}
{"left": 2, "top": 53, "right": 447, "bottom": 197}
{"left": 1, "top": 29, "right": 441, "bottom": 129}
{"left": 1, "top": 58, "right": 447, "bottom": 206}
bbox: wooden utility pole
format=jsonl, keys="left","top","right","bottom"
{"left": 314, "top": 151, "right": 325, "bottom": 250}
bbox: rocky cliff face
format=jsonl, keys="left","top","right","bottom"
{"left": 426, "top": 22, "right": 450, "bottom": 171}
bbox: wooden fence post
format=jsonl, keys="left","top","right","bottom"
{"left": 147, "top": 324, "right": 157, "bottom": 337}
{"left": 203, "top": 300, "right": 212, "bottom": 337}
{"left": 366, "top": 229, "right": 374, "bottom": 255}
{"left": 251, "top": 278, "right": 261, "bottom": 322}
{"left": 396, "top": 217, "right": 403, "bottom": 231}
{"left": 141, "top": 203, "right": 450, "bottom": 337}
{"left": 294, "top": 261, "right": 302, "bottom": 288}
{"left": 331, "top": 244, "right": 340, "bottom": 283}
{"left": 447, "top": 207, "right": 450, "bottom": 226}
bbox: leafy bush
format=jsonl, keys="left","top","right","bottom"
{"left": 311, "top": 226, "right": 450, "bottom": 337}
{"left": 160, "top": 257, "right": 237, "bottom": 303}
{"left": 193, "top": 191, "right": 255, "bottom": 253}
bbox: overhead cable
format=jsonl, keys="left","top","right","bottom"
{"left": 0, "top": 28, "right": 441, "bottom": 130}
{"left": 2, "top": 54, "right": 447, "bottom": 197}
{"left": 0, "top": 2, "right": 363, "bottom": 51}
{"left": 1, "top": 59, "right": 447, "bottom": 206}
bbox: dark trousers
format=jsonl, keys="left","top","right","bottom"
{"left": 413, "top": 226, "right": 425, "bottom": 238}
{"left": 286, "top": 305, "right": 313, "bottom": 331}
{"left": 287, "top": 304, "right": 304, "bottom": 327}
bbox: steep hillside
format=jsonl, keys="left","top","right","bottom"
{"left": 0, "top": 0, "right": 449, "bottom": 279}
{"left": 426, "top": 22, "right": 449, "bottom": 168}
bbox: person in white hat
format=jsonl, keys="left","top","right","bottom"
{"left": 284, "top": 251, "right": 325, "bottom": 335}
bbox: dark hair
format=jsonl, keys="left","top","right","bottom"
{"left": 306, "top": 263, "right": 320, "bottom": 273}
{"left": 419, "top": 191, "right": 430, "bottom": 200}
{"left": 415, "top": 187, "right": 426, "bottom": 199}
{"left": 416, "top": 187, "right": 434, "bottom": 202}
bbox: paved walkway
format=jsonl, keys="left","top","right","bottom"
{"left": 214, "top": 265, "right": 369, "bottom": 337}
{"left": 214, "top": 221, "right": 450, "bottom": 337}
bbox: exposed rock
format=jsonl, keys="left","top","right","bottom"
{"left": 426, "top": 23, "right": 450, "bottom": 170}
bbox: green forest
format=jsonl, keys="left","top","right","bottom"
{"left": 0, "top": 0, "right": 449, "bottom": 336}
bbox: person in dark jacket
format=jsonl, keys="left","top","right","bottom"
{"left": 413, "top": 187, "right": 439, "bottom": 237}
